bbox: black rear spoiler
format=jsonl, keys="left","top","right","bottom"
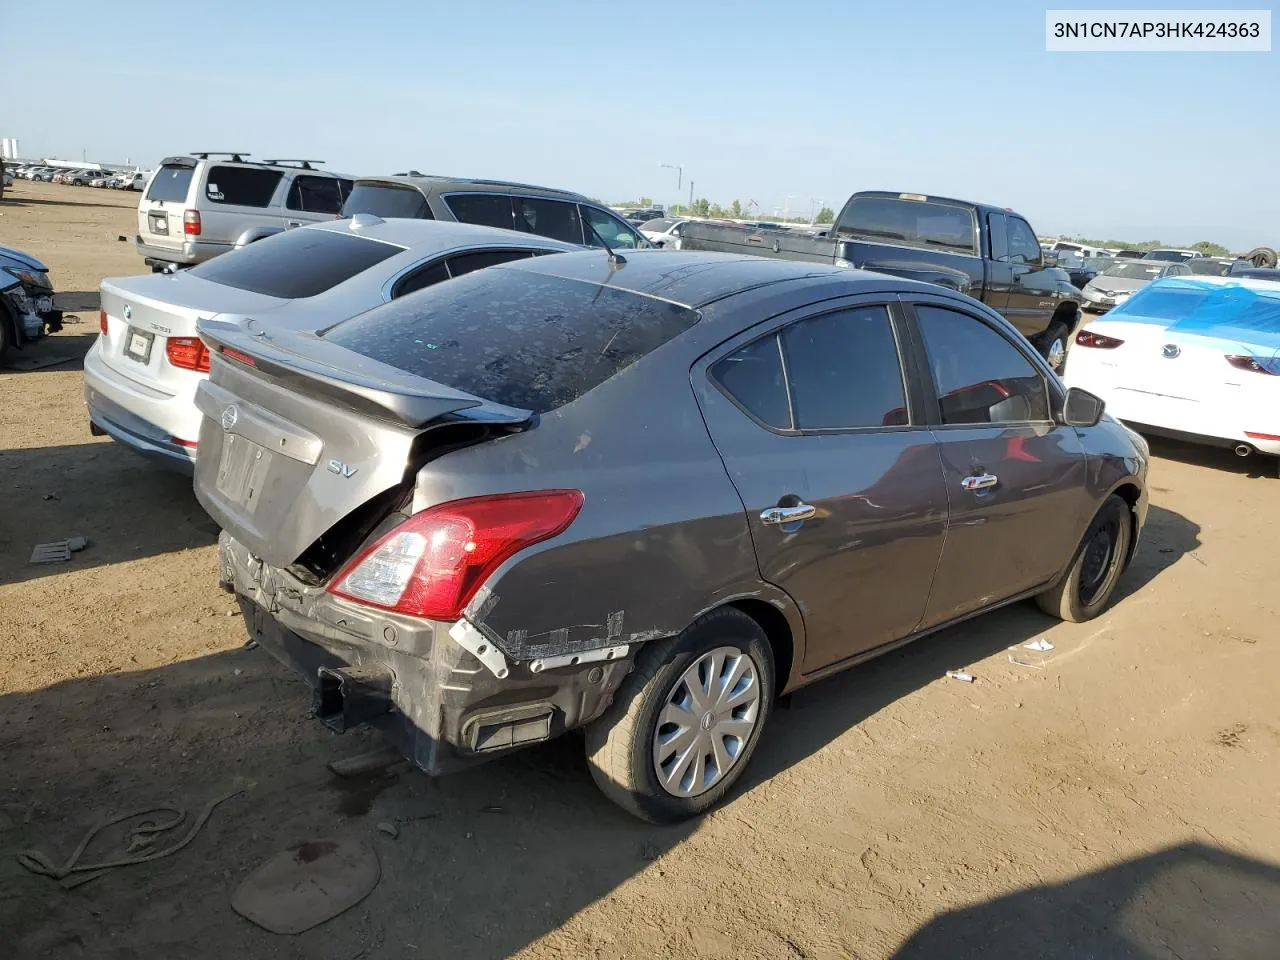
{"left": 198, "top": 318, "right": 529, "bottom": 429}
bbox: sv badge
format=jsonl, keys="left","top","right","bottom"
{"left": 326, "top": 459, "right": 358, "bottom": 479}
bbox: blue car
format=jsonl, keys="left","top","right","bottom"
{"left": 0, "top": 245, "right": 61, "bottom": 356}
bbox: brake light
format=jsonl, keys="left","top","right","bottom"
{"left": 165, "top": 336, "right": 211, "bottom": 372}
{"left": 171, "top": 436, "right": 198, "bottom": 449}
{"left": 183, "top": 209, "right": 201, "bottom": 235}
{"left": 1075, "top": 330, "right": 1125, "bottom": 349}
{"left": 99, "top": 309, "right": 108, "bottom": 335}
{"left": 1245, "top": 431, "right": 1280, "bottom": 442}
{"left": 329, "top": 490, "right": 585, "bottom": 621}
{"left": 220, "top": 346, "right": 257, "bottom": 367}
{"left": 1225, "top": 354, "right": 1280, "bottom": 375}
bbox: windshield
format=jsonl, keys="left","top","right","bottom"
{"left": 1102, "top": 262, "right": 1167, "bottom": 280}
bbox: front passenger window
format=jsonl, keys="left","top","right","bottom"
{"left": 915, "top": 306, "right": 1050, "bottom": 425}
{"left": 581, "top": 206, "right": 640, "bottom": 249}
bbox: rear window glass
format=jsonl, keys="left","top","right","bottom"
{"left": 837, "top": 198, "right": 976, "bottom": 254}
{"left": 323, "top": 268, "right": 701, "bottom": 413}
{"left": 146, "top": 164, "right": 194, "bottom": 202}
{"left": 188, "top": 229, "right": 403, "bottom": 299}
{"left": 287, "top": 175, "right": 345, "bottom": 214}
{"left": 341, "top": 183, "right": 432, "bottom": 219}
{"left": 205, "top": 166, "right": 283, "bottom": 207}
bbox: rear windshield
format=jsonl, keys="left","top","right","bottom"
{"left": 1186, "top": 259, "right": 1235, "bottom": 276}
{"left": 188, "top": 229, "right": 403, "bottom": 299}
{"left": 146, "top": 164, "right": 194, "bottom": 202}
{"left": 341, "top": 182, "right": 433, "bottom": 219}
{"left": 1115, "top": 283, "right": 1280, "bottom": 344}
{"left": 322, "top": 267, "right": 701, "bottom": 413}
{"left": 1143, "top": 250, "right": 1192, "bottom": 262}
{"left": 836, "top": 197, "right": 977, "bottom": 255}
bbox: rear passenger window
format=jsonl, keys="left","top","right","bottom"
{"left": 392, "top": 261, "right": 451, "bottom": 298}
{"left": 205, "top": 166, "right": 283, "bottom": 207}
{"left": 781, "top": 306, "right": 908, "bottom": 429}
{"left": 515, "top": 197, "right": 583, "bottom": 244}
{"left": 445, "top": 194, "right": 514, "bottom": 230}
{"left": 287, "top": 175, "right": 344, "bottom": 214}
{"left": 446, "top": 249, "right": 536, "bottom": 277}
{"left": 710, "top": 335, "right": 790, "bottom": 429}
{"left": 915, "top": 305, "right": 1050, "bottom": 425}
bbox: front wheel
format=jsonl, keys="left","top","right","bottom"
{"left": 1036, "top": 494, "right": 1132, "bottom": 622}
{"left": 1038, "top": 320, "right": 1070, "bottom": 371}
{"left": 585, "top": 608, "right": 775, "bottom": 823}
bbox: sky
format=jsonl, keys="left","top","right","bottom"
{"left": 6, "top": 1, "right": 1277, "bottom": 249}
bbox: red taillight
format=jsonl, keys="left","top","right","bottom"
{"left": 99, "top": 309, "right": 108, "bottom": 335}
{"left": 220, "top": 346, "right": 257, "bottom": 367}
{"left": 171, "top": 436, "right": 199, "bottom": 449}
{"left": 1245, "top": 431, "right": 1280, "bottom": 442}
{"left": 183, "top": 209, "right": 201, "bottom": 235}
{"left": 329, "top": 490, "right": 585, "bottom": 621}
{"left": 165, "top": 336, "right": 211, "bottom": 372}
{"left": 1225, "top": 354, "right": 1280, "bottom": 375}
{"left": 1075, "top": 330, "right": 1125, "bottom": 349}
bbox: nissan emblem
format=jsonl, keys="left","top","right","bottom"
{"left": 220, "top": 405, "right": 239, "bottom": 431}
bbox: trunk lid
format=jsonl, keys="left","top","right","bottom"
{"left": 193, "top": 319, "right": 530, "bottom": 570}
{"left": 99, "top": 273, "right": 285, "bottom": 391}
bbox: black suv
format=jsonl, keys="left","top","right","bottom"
{"left": 341, "top": 176, "right": 650, "bottom": 251}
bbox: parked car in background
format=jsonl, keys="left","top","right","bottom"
{"left": 1057, "top": 253, "right": 1112, "bottom": 290}
{"left": 66, "top": 169, "right": 106, "bottom": 186}
{"left": 32, "top": 167, "right": 57, "bottom": 182}
{"left": 681, "top": 190, "right": 1082, "bottom": 368}
{"left": 1, "top": 244, "right": 62, "bottom": 356}
{"left": 340, "top": 175, "right": 651, "bottom": 251}
{"left": 1065, "top": 276, "right": 1280, "bottom": 469}
{"left": 192, "top": 248, "right": 1147, "bottom": 823}
{"left": 1052, "top": 241, "right": 1111, "bottom": 259}
{"left": 1114, "top": 249, "right": 1146, "bottom": 259}
{"left": 638, "top": 217, "right": 690, "bottom": 248}
{"left": 1143, "top": 248, "right": 1204, "bottom": 263}
{"left": 1232, "top": 267, "right": 1280, "bottom": 282}
{"left": 89, "top": 174, "right": 115, "bottom": 188}
{"left": 622, "top": 206, "right": 665, "bottom": 224}
{"left": 85, "top": 217, "right": 578, "bottom": 470}
{"left": 136, "top": 153, "right": 353, "bottom": 272}
{"left": 1081, "top": 259, "right": 1190, "bottom": 312}
{"left": 1185, "top": 257, "right": 1245, "bottom": 277}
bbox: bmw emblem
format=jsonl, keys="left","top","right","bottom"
{"left": 220, "top": 405, "right": 239, "bottom": 431}
{"left": 123, "top": 304, "right": 132, "bottom": 322}
{"left": 1162, "top": 343, "right": 1181, "bottom": 359}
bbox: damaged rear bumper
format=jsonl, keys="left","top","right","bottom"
{"left": 219, "top": 533, "right": 634, "bottom": 774}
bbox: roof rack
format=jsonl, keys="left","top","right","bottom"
{"left": 261, "top": 159, "right": 325, "bottom": 170}
{"left": 190, "top": 151, "right": 251, "bottom": 162}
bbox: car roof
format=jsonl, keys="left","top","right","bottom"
{"left": 351, "top": 174, "right": 591, "bottom": 203}
{"left": 488, "top": 249, "right": 923, "bottom": 308}
{"left": 306, "top": 215, "right": 582, "bottom": 252}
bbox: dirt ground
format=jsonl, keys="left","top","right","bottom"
{"left": 1, "top": 179, "right": 1278, "bottom": 960}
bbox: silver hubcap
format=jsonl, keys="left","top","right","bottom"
{"left": 652, "top": 646, "right": 761, "bottom": 798}
{"left": 1047, "top": 338, "right": 1066, "bottom": 370}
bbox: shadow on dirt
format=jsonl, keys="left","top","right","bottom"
{"left": 1146, "top": 434, "right": 1279, "bottom": 479}
{"left": 54, "top": 291, "right": 101, "bottom": 313}
{"left": 0, "top": 195, "right": 133, "bottom": 211}
{"left": 0, "top": 441, "right": 215, "bottom": 586}
{"left": 0, "top": 327, "right": 99, "bottom": 374}
{"left": 0, "top": 505, "right": 1203, "bottom": 957}
{"left": 891, "top": 841, "right": 1280, "bottom": 959}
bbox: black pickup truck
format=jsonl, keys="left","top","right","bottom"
{"left": 679, "top": 191, "right": 1082, "bottom": 369}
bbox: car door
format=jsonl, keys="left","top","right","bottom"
{"left": 1005, "top": 215, "right": 1062, "bottom": 339}
{"left": 693, "top": 298, "right": 949, "bottom": 672}
{"left": 901, "top": 297, "right": 1091, "bottom": 628}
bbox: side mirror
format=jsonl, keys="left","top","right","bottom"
{"left": 1062, "top": 386, "right": 1105, "bottom": 427}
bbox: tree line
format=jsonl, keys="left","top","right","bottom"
{"left": 614, "top": 196, "right": 835, "bottom": 224}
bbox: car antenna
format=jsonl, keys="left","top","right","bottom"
{"left": 585, "top": 220, "right": 626, "bottom": 268}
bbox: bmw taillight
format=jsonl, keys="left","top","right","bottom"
{"left": 1075, "top": 330, "right": 1125, "bottom": 349}
{"left": 99, "top": 309, "right": 108, "bottom": 335}
{"left": 1225, "top": 354, "right": 1280, "bottom": 375}
{"left": 329, "top": 490, "right": 585, "bottom": 621}
{"left": 183, "top": 209, "right": 201, "bottom": 236}
{"left": 165, "top": 336, "right": 211, "bottom": 372}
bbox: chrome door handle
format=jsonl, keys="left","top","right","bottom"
{"left": 961, "top": 474, "right": 999, "bottom": 491}
{"left": 760, "top": 503, "right": 817, "bottom": 525}
{"left": 286, "top": 220, "right": 302, "bottom": 228}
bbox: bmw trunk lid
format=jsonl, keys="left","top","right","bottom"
{"left": 192, "top": 320, "right": 530, "bottom": 570}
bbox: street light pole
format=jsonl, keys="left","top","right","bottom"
{"left": 660, "top": 162, "right": 682, "bottom": 211}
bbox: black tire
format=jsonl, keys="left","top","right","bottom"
{"left": 1037, "top": 319, "right": 1070, "bottom": 371}
{"left": 585, "top": 607, "right": 775, "bottom": 823}
{"left": 1036, "top": 495, "right": 1132, "bottom": 623}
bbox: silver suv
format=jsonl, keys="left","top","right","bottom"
{"left": 135, "top": 153, "right": 353, "bottom": 271}
{"left": 341, "top": 175, "right": 650, "bottom": 251}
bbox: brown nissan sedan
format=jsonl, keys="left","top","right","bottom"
{"left": 193, "top": 250, "right": 1149, "bottom": 822}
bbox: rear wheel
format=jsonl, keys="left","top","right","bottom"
{"left": 585, "top": 608, "right": 775, "bottom": 823}
{"left": 1036, "top": 495, "right": 1131, "bottom": 622}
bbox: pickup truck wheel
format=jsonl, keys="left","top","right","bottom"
{"left": 1036, "top": 494, "right": 1131, "bottom": 623}
{"left": 584, "top": 608, "right": 774, "bottom": 823}
{"left": 1038, "top": 321, "right": 1069, "bottom": 370}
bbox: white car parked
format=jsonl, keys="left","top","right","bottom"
{"left": 1064, "top": 275, "right": 1280, "bottom": 465}
{"left": 638, "top": 217, "right": 691, "bottom": 249}
{"left": 83, "top": 217, "right": 580, "bottom": 471}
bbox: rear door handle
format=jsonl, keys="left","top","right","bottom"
{"left": 286, "top": 220, "right": 302, "bottom": 228}
{"left": 760, "top": 503, "right": 817, "bottom": 525}
{"left": 961, "top": 474, "right": 999, "bottom": 491}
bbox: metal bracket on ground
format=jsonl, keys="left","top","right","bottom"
{"left": 448, "top": 619, "right": 510, "bottom": 680}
